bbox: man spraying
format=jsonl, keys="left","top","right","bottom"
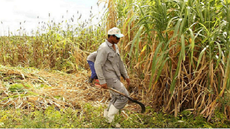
{"left": 94, "top": 27, "right": 130, "bottom": 124}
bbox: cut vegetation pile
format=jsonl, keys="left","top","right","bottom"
{"left": 0, "top": 65, "right": 142, "bottom": 113}
{"left": 0, "top": 65, "right": 93, "bottom": 110}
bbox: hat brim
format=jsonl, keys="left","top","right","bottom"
{"left": 115, "top": 34, "right": 124, "bottom": 38}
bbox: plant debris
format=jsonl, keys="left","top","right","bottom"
{"left": 0, "top": 65, "right": 143, "bottom": 113}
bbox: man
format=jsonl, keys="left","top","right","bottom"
{"left": 94, "top": 27, "right": 130, "bottom": 124}
{"left": 87, "top": 51, "right": 126, "bottom": 84}
{"left": 87, "top": 51, "right": 98, "bottom": 83}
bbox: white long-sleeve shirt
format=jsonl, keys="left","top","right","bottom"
{"left": 94, "top": 40, "right": 129, "bottom": 85}
{"left": 87, "top": 51, "right": 97, "bottom": 62}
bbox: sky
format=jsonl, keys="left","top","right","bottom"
{"left": 0, "top": 0, "right": 107, "bottom": 36}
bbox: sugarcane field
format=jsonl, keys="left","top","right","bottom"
{"left": 0, "top": 0, "right": 230, "bottom": 128}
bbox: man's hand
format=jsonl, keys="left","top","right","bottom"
{"left": 125, "top": 78, "right": 130, "bottom": 86}
{"left": 100, "top": 83, "right": 108, "bottom": 89}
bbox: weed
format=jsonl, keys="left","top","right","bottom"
{"left": 0, "top": 104, "right": 230, "bottom": 128}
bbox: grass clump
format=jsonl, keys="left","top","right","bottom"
{"left": 0, "top": 104, "right": 230, "bottom": 128}
{"left": 8, "top": 83, "right": 31, "bottom": 93}
{"left": 0, "top": 104, "right": 108, "bottom": 128}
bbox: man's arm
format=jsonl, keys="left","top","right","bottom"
{"left": 119, "top": 58, "right": 130, "bottom": 85}
{"left": 94, "top": 46, "right": 107, "bottom": 86}
{"left": 119, "top": 58, "right": 129, "bottom": 79}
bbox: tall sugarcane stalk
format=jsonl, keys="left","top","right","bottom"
{"left": 105, "top": 0, "right": 230, "bottom": 119}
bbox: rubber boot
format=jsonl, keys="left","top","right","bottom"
{"left": 104, "top": 104, "right": 121, "bottom": 127}
{"left": 104, "top": 109, "right": 108, "bottom": 118}
{"left": 108, "top": 105, "right": 120, "bottom": 127}
{"left": 104, "top": 102, "right": 112, "bottom": 118}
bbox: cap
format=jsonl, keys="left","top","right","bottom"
{"left": 108, "top": 27, "right": 124, "bottom": 38}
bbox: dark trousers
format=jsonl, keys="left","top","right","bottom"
{"left": 87, "top": 60, "right": 97, "bottom": 79}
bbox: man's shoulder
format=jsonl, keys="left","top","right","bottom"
{"left": 99, "top": 42, "right": 109, "bottom": 49}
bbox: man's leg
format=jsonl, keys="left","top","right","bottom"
{"left": 87, "top": 61, "right": 97, "bottom": 83}
{"left": 105, "top": 78, "right": 129, "bottom": 123}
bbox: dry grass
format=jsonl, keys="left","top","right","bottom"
{"left": 0, "top": 65, "right": 143, "bottom": 113}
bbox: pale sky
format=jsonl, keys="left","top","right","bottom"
{"left": 0, "top": 0, "right": 107, "bottom": 36}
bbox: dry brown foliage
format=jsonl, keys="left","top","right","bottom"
{"left": 0, "top": 66, "right": 143, "bottom": 113}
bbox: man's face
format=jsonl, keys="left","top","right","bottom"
{"left": 112, "top": 35, "right": 120, "bottom": 44}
